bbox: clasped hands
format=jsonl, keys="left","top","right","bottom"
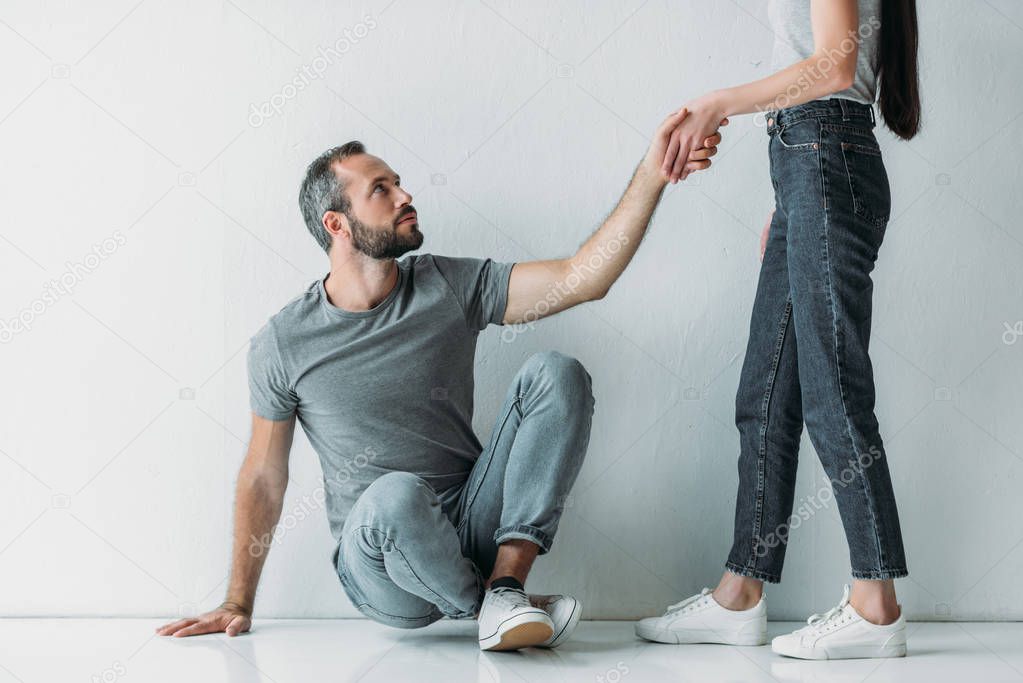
{"left": 645, "top": 94, "right": 730, "bottom": 184}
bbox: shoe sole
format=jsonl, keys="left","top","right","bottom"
{"left": 480, "top": 615, "right": 554, "bottom": 651}
{"left": 772, "top": 641, "right": 907, "bottom": 660}
{"left": 635, "top": 624, "right": 766, "bottom": 646}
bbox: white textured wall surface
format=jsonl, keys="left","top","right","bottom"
{"left": 2, "top": 1, "right": 1021, "bottom": 623}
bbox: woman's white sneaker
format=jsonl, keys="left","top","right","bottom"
{"left": 635, "top": 588, "right": 767, "bottom": 645}
{"left": 771, "top": 585, "right": 907, "bottom": 660}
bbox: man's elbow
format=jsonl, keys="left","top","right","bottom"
{"left": 586, "top": 285, "right": 611, "bottom": 302}
{"left": 238, "top": 460, "right": 288, "bottom": 499}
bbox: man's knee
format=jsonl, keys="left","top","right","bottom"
{"left": 520, "top": 351, "right": 594, "bottom": 408}
{"left": 358, "top": 471, "right": 437, "bottom": 521}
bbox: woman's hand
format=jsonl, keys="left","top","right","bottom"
{"left": 644, "top": 108, "right": 728, "bottom": 182}
{"left": 662, "top": 92, "right": 730, "bottom": 183}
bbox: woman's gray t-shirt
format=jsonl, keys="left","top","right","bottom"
{"left": 768, "top": 0, "right": 882, "bottom": 105}
{"left": 247, "top": 253, "right": 515, "bottom": 540}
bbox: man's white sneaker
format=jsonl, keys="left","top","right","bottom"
{"left": 530, "top": 594, "right": 581, "bottom": 648}
{"left": 635, "top": 588, "right": 767, "bottom": 645}
{"left": 478, "top": 586, "right": 554, "bottom": 651}
{"left": 771, "top": 585, "right": 907, "bottom": 660}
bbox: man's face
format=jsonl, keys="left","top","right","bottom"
{"left": 334, "top": 154, "right": 422, "bottom": 259}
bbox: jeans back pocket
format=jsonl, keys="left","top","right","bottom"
{"left": 838, "top": 139, "right": 891, "bottom": 228}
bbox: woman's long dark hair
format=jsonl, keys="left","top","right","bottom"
{"left": 878, "top": 0, "right": 921, "bottom": 139}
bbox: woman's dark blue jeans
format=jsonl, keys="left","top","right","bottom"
{"left": 725, "top": 98, "right": 908, "bottom": 583}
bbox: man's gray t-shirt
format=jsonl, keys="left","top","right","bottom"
{"left": 247, "top": 254, "right": 515, "bottom": 540}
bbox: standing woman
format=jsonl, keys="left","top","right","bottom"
{"left": 635, "top": 0, "right": 920, "bottom": 659}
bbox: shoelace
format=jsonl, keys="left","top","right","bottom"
{"left": 490, "top": 587, "right": 531, "bottom": 610}
{"left": 664, "top": 588, "right": 711, "bottom": 615}
{"left": 805, "top": 584, "right": 852, "bottom": 633}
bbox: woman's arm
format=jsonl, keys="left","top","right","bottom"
{"left": 663, "top": 0, "right": 861, "bottom": 183}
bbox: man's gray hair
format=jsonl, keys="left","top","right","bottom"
{"left": 299, "top": 141, "right": 366, "bottom": 252}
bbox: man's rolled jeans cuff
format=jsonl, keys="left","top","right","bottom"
{"left": 434, "top": 576, "right": 479, "bottom": 620}
{"left": 494, "top": 525, "right": 553, "bottom": 555}
{"left": 357, "top": 602, "right": 445, "bottom": 628}
{"left": 440, "top": 571, "right": 485, "bottom": 620}
{"left": 725, "top": 561, "right": 781, "bottom": 584}
{"left": 443, "top": 605, "right": 478, "bottom": 620}
{"left": 851, "top": 567, "right": 908, "bottom": 581}
{"left": 461, "top": 562, "right": 486, "bottom": 617}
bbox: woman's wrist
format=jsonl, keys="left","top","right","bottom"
{"left": 707, "top": 88, "right": 737, "bottom": 119}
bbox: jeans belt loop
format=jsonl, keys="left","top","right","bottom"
{"left": 839, "top": 97, "right": 850, "bottom": 121}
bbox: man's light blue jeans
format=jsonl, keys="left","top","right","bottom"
{"left": 334, "top": 351, "right": 594, "bottom": 628}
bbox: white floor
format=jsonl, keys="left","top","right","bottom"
{"left": 2, "top": 619, "right": 1022, "bottom": 683}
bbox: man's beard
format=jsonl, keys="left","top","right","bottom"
{"left": 347, "top": 211, "right": 423, "bottom": 259}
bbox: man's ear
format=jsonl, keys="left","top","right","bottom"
{"left": 322, "top": 210, "right": 350, "bottom": 243}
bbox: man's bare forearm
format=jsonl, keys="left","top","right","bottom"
{"left": 223, "top": 463, "right": 288, "bottom": 612}
{"left": 156, "top": 415, "right": 293, "bottom": 638}
{"left": 565, "top": 159, "right": 668, "bottom": 301}
{"left": 499, "top": 108, "right": 718, "bottom": 324}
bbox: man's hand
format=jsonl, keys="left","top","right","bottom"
{"left": 154, "top": 414, "right": 294, "bottom": 639}
{"left": 644, "top": 107, "right": 728, "bottom": 183}
{"left": 156, "top": 602, "right": 252, "bottom": 638}
{"left": 660, "top": 94, "right": 730, "bottom": 183}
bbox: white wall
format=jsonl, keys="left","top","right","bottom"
{"left": 2, "top": 0, "right": 1021, "bottom": 622}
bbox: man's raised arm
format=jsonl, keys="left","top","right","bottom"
{"left": 156, "top": 414, "right": 295, "bottom": 637}
{"left": 502, "top": 108, "right": 725, "bottom": 325}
